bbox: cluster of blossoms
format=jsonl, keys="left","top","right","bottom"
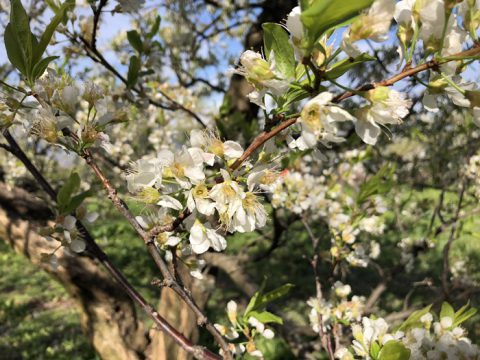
{"left": 233, "top": 0, "right": 480, "bottom": 153}
{"left": 39, "top": 205, "right": 99, "bottom": 269}
{"left": 233, "top": 50, "right": 291, "bottom": 109}
{"left": 395, "top": 0, "right": 480, "bottom": 123}
{"left": 336, "top": 304, "right": 479, "bottom": 359}
{"left": 288, "top": 85, "right": 412, "bottom": 148}
{"left": 214, "top": 300, "right": 275, "bottom": 359}
{"left": 270, "top": 152, "right": 386, "bottom": 268}
{"left": 126, "top": 129, "right": 278, "bottom": 255}
{"left": 307, "top": 281, "right": 365, "bottom": 334}
{"left": 29, "top": 69, "right": 127, "bottom": 153}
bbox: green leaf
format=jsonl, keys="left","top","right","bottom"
{"left": 357, "top": 164, "right": 395, "bottom": 204}
{"left": 282, "top": 87, "right": 312, "bottom": 108}
{"left": 127, "top": 55, "right": 141, "bottom": 88}
{"left": 370, "top": 340, "right": 381, "bottom": 359}
{"left": 262, "top": 23, "right": 295, "bottom": 79}
{"left": 440, "top": 302, "right": 455, "bottom": 321}
{"left": 31, "top": 56, "right": 59, "bottom": 80}
{"left": 453, "top": 308, "right": 477, "bottom": 327}
{"left": 255, "top": 284, "right": 294, "bottom": 310}
{"left": 299, "top": 0, "right": 310, "bottom": 10}
{"left": 301, "top": 0, "right": 373, "bottom": 46}
{"left": 147, "top": 15, "right": 161, "bottom": 39}
{"left": 397, "top": 305, "right": 432, "bottom": 332}
{"left": 245, "top": 291, "right": 262, "bottom": 316}
{"left": 378, "top": 341, "right": 410, "bottom": 360}
{"left": 326, "top": 53, "right": 375, "bottom": 79}
{"left": 247, "top": 311, "right": 283, "bottom": 325}
{"left": 62, "top": 190, "right": 94, "bottom": 215}
{"left": 127, "top": 30, "right": 143, "bottom": 53}
{"left": 33, "top": 0, "right": 75, "bottom": 64}
{"left": 9, "top": 0, "right": 34, "bottom": 63}
{"left": 57, "top": 172, "right": 81, "bottom": 209}
{"left": 4, "top": 23, "right": 28, "bottom": 75}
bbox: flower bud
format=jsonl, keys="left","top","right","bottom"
{"left": 238, "top": 50, "right": 275, "bottom": 87}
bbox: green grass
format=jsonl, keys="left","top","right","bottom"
{"left": 0, "top": 242, "right": 96, "bottom": 360}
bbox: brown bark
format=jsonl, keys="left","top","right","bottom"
{"left": 0, "top": 183, "right": 147, "bottom": 360}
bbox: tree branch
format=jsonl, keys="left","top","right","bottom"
{"left": 1, "top": 129, "right": 220, "bottom": 360}
{"left": 77, "top": 146, "right": 231, "bottom": 358}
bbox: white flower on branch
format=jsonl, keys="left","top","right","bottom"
{"left": 355, "top": 87, "right": 412, "bottom": 145}
{"left": 342, "top": 0, "right": 396, "bottom": 56}
{"left": 189, "top": 219, "right": 226, "bottom": 254}
{"left": 295, "top": 92, "right": 355, "bottom": 150}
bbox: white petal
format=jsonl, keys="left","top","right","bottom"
{"left": 223, "top": 141, "right": 244, "bottom": 160}
{"left": 158, "top": 195, "right": 183, "bottom": 210}
{"left": 247, "top": 90, "right": 265, "bottom": 109}
{"left": 355, "top": 119, "right": 381, "bottom": 145}
{"left": 328, "top": 106, "right": 356, "bottom": 122}
{"left": 63, "top": 215, "right": 77, "bottom": 230}
{"left": 136, "top": 216, "right": 151, "bottom": 230}
{"left": 310, "top": 92, "right": 334, "bottom": 105}
{"left": 70, "top": 239, "right": 86, "bottom": 253}
{"left": 422, "top": 93, "right": 439, "bottom": 112}
{"left": 157, "top": 149, "right": 174, "bottom": 166}
{"left": 166, "top": 236, "right": 182, "bottom": 246}
{"left": 191, "top": 241, "right": 210, "bottom": 254}
{"left": 286, "top": 6, "right": 303, "bottom": 39}
{"left": 85, "top": 212, "right": 99, "bottom": 223}
{"left": 189, "top": 129, "right": 204, "bottom": 148}
{"left": 263, "top": 329, "right": 275, "bottom": 339}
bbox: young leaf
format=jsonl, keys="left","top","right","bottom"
{"left": 127, "top": 55, "right": 141, "bottom": 88}
{"left": 57, "top": 172, "right": 81, "bottom": 209}
{"left": 247, "top": 311, "right": 283, "bottom": 325}
{"left": 378, "top": 340, "right": 410, "bottom": 360}
{"left": 262, "top": 23, "right": 295, "bottom": 79}
{"left": 326, "top": 53, "right": 375, "bottom": 79}
{"left": 4, "top": 23, "right": 28, "bottom": 75}
{"left": 245, "top": 290, "right": 262, "bottom": 316}
{"left": 255, "top": 283, "right": 294, "bottom": 310}
{"left": 147, "top": 15, "right": 161, "bottom": 39}
{"left": 453, "top": 308, "right": 477, "bottom": 327}
{"left": 301, "top": 0, "right": 373, "bottom": 46}
{"left": 62, "top": 190, "right": 94, "bottom": 215}
{"left": 440, "top": 302, "right": 455, "bottom": 320}
{"left": 299, "top": 0, "right": 310, "bottom": 11}
{"left": 33, "top": 0, "right": 75, "bottom": 64}
{"left": 31, "top": 56, "right": 59, "bottom": 81}
{"left": 370, "top": 340, "right": 381, "bottom": 359}
{"left": 9, "top": 0, "right": 34, "bottom": 63}
{"left": 282, "top": 87, "right": 311, "bottom": 108}
{"left": 397, "top": 305, "right": 432, "bottom": 332}
{"left": 357, "top": 164, "right": 395, "bottom": 204}
{"left": 127, "top": 30, "right": 143, "bottom": 53}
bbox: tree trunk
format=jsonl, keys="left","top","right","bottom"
{"left": 0, "top": 183, "right": 148, "bottom": 360}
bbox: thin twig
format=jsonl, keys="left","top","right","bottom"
{"left": 230, "top": 45, "right": 480, "bottom": 172}
{"left": 78, "top": 146, "right": 231, "bottom": 358}
{"left": 1, "top": 129, "right": 220, "bottom": 360}
{"left": 73, "top": 34, "right": 208, "bottom": 128}
{"left": 302, "top": 218, "right": 335, "bottom": 360}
